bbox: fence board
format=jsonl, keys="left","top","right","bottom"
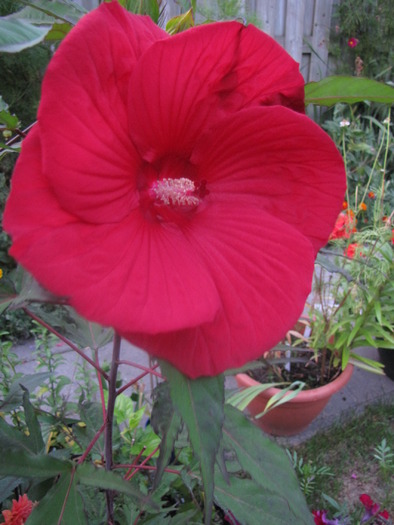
{"left": 72, "top": 0, "right": 335, "bottom": 82}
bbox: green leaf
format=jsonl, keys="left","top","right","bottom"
{"left": 77, "top": 463, "right": 154, "bottom": 506}
{"left": 8, "top": 1, "right": 87, "bottom": 26}
{"left": 0, "top": 18, "right": 51, "bottom": 52}
{"left": 0, "top": 372, "right": 51, "bottom": 411}
{"left": 159, "top": 361, "right": 225, "bottom": 525}
{"left": 0, "top": 419, "right": 33, "bottom": 453}
{"left": 27, "top": 471, "right": 86, "bottom": 525}
{"left": 166, "top": 9, "right": 195, "bottom": 35}
{"left": 214, "top": 470, "right": 314, "bottom": 525}
{"left": 22, "top": 389, "right": 45, "bottom": 454}
{"left": 0, "top": 96, "right": 20, "bottom": 129}
{"left": 151, "top": 382, "right": 183, "bottom": 490}
{"left": 222, "top": 405, "right": 312, "bottom": 524}
{"left": 347, "top": 316, "right": 364, "bottom": 346}
{"left": 0, "top": 476, "right": 24, "bottom": 502}
{"left": 305, "top": 76, "right": 394, "bottom": 106}
{"left": 0, "top": 449, "right": 71, "bottom": 479}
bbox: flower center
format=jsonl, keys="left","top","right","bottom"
{"left": 150, "top": 177, "right": 200, "bottom": 209}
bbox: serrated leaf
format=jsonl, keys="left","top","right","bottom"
{"left": 27, "top": 471, "right": 86, "bottom": 525}
{"left": 0, "top": 18, "right": 51, "bottom": 52}
{"left": 77, "top": 463, "right": 153, "bottom": 506}
{"left": 0, "top": 372, "right": 51, "bottom": 411}
{"left": 214, "top": 470, "right": 314, "bottom": 525}
{"left": 305, "top": 76, "right": 394, "bottom": 106}
{"left": 0, "top": 449, "right": 71, "bottom": 479}
{"left": 222, "top": 405, "right": 312, "bottom": 524}
{"left": 159, "top": 361, "right": 224, "bottom": 525}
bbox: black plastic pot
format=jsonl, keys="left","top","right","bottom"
{"left": 378, "top": 348, "right": 394, "bottom": 381}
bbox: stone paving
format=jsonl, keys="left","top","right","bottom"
{"left": 10, "top": 339, "right": 394, "bottom": 446}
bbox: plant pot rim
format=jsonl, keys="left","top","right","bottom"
{"left": 236, "top": 363, "right": 354, "bottom": 403}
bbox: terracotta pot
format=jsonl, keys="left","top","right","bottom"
{"left": 235, "top": 364, "right": 353, "bottom": 437}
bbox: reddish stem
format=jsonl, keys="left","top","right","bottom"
{"left": 77, "top": 421, "right": 106, "bottom": 465}
{"left": 117, "top": 364, "right": 161, "bottom": 396}
{"left": 125, "top": 446, "right": 160, "bottom": 481}
{"left": 23, "top": 307, "right": 109, "bottom": 381}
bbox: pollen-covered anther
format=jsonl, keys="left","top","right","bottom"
{"left": 151, "top": 177, "right": 200, "bottom": 207}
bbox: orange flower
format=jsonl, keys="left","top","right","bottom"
{"left": 359, "top": 202, "right": 367, "bottom": 211}
{"left": 344, "top": 243, "right": 361, "bottom": 258}
{"left": 1, "top": 495, "right": 34, "bottom": 525}
{"left": 368, "top": 191, "right": 375, "bottom": 199}
{"left": 329, "top": 212, "right": 357, "bottom": 240}
{"left": 342, "top": 201, "right": 348, "bottom": 210}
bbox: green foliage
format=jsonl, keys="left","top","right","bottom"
{"left": 304, "top": 76, "right": 394, "bottom": 107}
{"left": 286, "top": 450, "right": 333, "bottom": 500}
{"left": 373, "top": 438, "right": 394, "bottom": 482}
{"left": 294, "top": 403, "right": 394, "bottom": 512}
{"left": 331, "top": 0, "right": 394, "bottom": 81}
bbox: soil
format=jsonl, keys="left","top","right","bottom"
{"left": 247, "top": 349, "right": 342, "bottom": 390}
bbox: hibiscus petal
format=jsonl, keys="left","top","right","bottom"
{"left": 124, "top": 204, "right": 315, "bottom": 378}
{"left": 4, "top": 128, "right": 220, "bottom": 334}
{"left": 128, "top": 20, "right": 304, "bottom": 161}
{"left": 38, "top": 2, "right": 167, "bottom": 224}
{"left": 191, "top": 106, "right": 346, "bottom": 254}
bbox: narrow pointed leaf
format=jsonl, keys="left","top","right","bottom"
{"left": 222, "top": 405, "right": 312, "bottom": 523}
{"left": 22, "top": 388, "right": 45, "bottom": 454}
{"left": 151, "top": 383, "right": 183, "bottom": 490}
{"left": 305, "top": 76, "right": 394, "bottom": 106}
{"left": 160, "top": 361, "right": 225, "bottom": 525}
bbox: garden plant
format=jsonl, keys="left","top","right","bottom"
{"left": 0, "top": 1, "right": 393, "bottom": 524}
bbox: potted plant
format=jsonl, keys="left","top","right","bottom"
{"left": 233, "top": 110, "right": 393, "bottom": 435}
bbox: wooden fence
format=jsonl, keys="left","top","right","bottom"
{"left": 75, "top": 0, "right": 337, "bottom": 82}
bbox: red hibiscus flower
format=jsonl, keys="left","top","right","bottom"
{"left": 329, "top": 211, "right": 357, "bottom": 241}
{"left": 1, "top": 494, "right": 34, "bottom": 525}
{"left": 3, "top": 3, "right": 345, "bottom": 378}
{"left": 347, "top": 37, "right": 359, "bottom": 48}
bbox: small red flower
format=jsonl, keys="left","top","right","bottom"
{"left": 368, "top": 191, "right": 375, "bottom": 199}
{"left": 344, "top": 243, "right": 358, "bottom": 258}
{"left": 329, "top": 212, "right": 357, "bottom": 240}
{"left": 348, "top": 37, "right": 359, "bottom": 48}
{"left": 342, "top": 201, "right": 348, "bottom": 210}
{"left": 4, "top": 3, "right": 345, "bottom": 378}
{"left": 1, "top": 494, "right": 34, "bottom": 525}
{"left": 360, "top": 494, "right": 390, "bottom": 521}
